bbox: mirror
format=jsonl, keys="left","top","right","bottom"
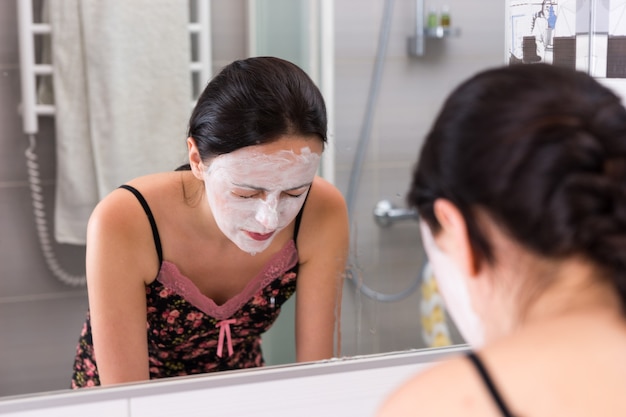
{"left": 0, "top": 0, "right": 507, "bottom": 400}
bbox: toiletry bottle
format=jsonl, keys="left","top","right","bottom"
{"left": 440, "top": 5, "right": 450, "bottom": 28}
{"left": 427, "top": 6, "right": 438, "bottom": 30}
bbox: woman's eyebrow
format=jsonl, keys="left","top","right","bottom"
{"left": 232, "top": 182, "right": 312, "bottom": 192}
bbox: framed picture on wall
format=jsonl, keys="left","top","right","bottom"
{"left": 505, "top": 0, "right": 626, "bottom": 79}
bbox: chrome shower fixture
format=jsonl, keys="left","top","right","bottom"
{"left": 373, "top": 199, "right": 418, "bottom": 228}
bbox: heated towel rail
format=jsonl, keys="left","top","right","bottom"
{"left": 16, "top": 0, "right": 213, "bottom": 286}
{"left": 17, "top": 0, "right": 212, "bottom": 135}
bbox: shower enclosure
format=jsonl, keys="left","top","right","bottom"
{"left": 250, "top": 0, "right": 466, "bottom": 363}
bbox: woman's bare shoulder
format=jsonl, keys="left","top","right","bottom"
{"left": 301, "top": 177, "right": 348, "bottom": 233}
{"left": 86, "top": 172, "right": 187, "bottom": 283}
{"left": 376, "top": 353, "right": 496, "bottom": 417}
{"left": 295, "top": 176, "right": 349, "bottom": 263}
{"left": 378, "top": 318, "right": 626, "bottom": 417}
{"left": 90, "top": 173, "right": 178, "bottom": 222}
{"left": 309, "top": 176, "right": 346, "bottom": 210}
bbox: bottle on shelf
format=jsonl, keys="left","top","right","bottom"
{"left": 440, "top": 5, "right": 450, "bottom": 28}
{"left": 427, "top": 6, "right": 439, "bottom": 30}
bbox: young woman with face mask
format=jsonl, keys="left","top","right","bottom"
{"left": 71, "top": 57, "right": 349, "bottom": 388}
{"left": 378, "top": 63, "right": 626, "bottom": 416}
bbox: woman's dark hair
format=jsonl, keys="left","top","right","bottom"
{"left": 408, "top": 63, "right": 626, "bottom": 307}
{"left": 180, "top": 56, "right": 326, "bottom": 168}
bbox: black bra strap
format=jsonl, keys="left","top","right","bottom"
{"left": 467, "top": 352, "right": 515, "bottom": 417}
{"left": 118, "top": 185, "right": 163, "bottom": 265}
{"left": 292, "top": 184, "right": 312, "bottom": 242}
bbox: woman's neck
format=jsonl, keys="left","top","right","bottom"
{"left": 480, "top": 253, "right": 623, "bottom": 344}
{"left": 519, "top": 256, "right": 622, "bottom": 326}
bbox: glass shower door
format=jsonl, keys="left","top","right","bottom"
{"left": 248, "top": 0, "right": 334, "bottom": 365}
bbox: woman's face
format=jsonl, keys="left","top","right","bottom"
{"left": 203, "top": 136, "right": 322, "bottom": 255}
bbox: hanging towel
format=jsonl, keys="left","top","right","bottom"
{"left": 47, "top": 0, "right": 192, "bottom": 245}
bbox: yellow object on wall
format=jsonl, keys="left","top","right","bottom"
{"left": 420, "top": 263, "right": 452, "bottom": 347}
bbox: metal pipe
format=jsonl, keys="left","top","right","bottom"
{"left": 196, "top": 0, "right": 212, "bottom": 85}
{"left": 345, "top": 0, "right": 395, "bottom": 217}
{"left": 31, "top": 23, "right": 51, "bottom": 35}
{"left": 373, "top": 199, "right": 418, "bottom": 228}
{"left": 320, "top": 0, "right": 335, "bottom": 184}
{"left": 407, "top": 0, "right": 425, "bottom": 56}
{"left": 415, "top": 0, "right": 424, "bottom": 39}
{"left": 17, "top": 0, "right": 38, "bottom": 134}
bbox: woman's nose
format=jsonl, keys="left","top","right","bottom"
{"left": 255, "top": 199, "right": 279, "bottom": 230}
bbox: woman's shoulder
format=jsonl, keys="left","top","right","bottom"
{"left": 306, "top": 176, "right": 347, "bottom": 214}
{"left": 87, "top": 172, "right": 190, "bottom": 259}
{"left": 299, "top": 176, "right": 348, "bottom": 229}
{"left": 94, "top": 172, "right": 189, "bottom": 213}
{"left": 294, "top": 176, "right": 348, "bottom": 259}
{"left": 377, "top": 344, "right": 545, "bottom": 417}
{"left": 378, "top": 316, "right": 626, "bottom": 417}
{"left": 377, "top": 351, "right": 497, "bottom": 417}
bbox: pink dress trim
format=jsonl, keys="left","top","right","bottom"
{"left": 156, "top": 240, "right": 298, "bottom": 321}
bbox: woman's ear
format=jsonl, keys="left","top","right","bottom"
{"left": 187, "top": 137, "right": 205, "bottom": 180}
{"left": 432, "top": 199, "right": 479, "bottom": 277}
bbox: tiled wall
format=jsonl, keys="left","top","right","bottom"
{"left": 0, "top": 0, "right": 504, "bottom": 399}
{"left": 334, "top": 0, "right": 505, "bottom": 356}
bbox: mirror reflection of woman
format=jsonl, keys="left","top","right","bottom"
{"left": 71, "top": 57, "right": 349, "bottom": 388}
{"left": 378, "top": 63, "right": 626, "bottom": 416}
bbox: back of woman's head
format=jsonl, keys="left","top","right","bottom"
{"left": 408, "top": 63, "right": 626, "bottom": 305}
{"left": 188, "top": 56, "right": 327, "bottom": 159}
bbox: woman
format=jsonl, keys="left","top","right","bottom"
{"left": 378, "top": 63, "right": 626, "bottom": 416}
{"left": 71, "top": 57, "right": 349, "bottom": 388}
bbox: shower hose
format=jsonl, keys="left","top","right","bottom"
{"left": 344, "top": 0, "right": 453, "bottom": 348}
{"left": 25, "top": 134, "right": 86, "bottom": 287}
{"left": 344, "top": 0, "right": 421, "bottom": 303}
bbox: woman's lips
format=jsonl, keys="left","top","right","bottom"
{"left": 246, "top": 231, "right": 275, "bottom": 241}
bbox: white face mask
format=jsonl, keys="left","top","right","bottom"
{"left": 203, "top": 146, "right": 321, "bottom": 255}
{"left": 420, "top": 220, "right": 485, "bottom": 347}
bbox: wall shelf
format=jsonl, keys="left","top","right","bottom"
{"left": 424, "top": 26, "right": 460, "bottom": 38}
{"left": 407, "top": 0, "right": 460, "bottom": 57}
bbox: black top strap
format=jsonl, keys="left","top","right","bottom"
{"left": 286, "top": 185, "right": 313, "bottom": 275}
{"left": 466, "top": 352, "right": 516, "bottom": 417}
{"left": 118, "top": 185, "right": 164, "bottom": 265}
{"left": 292, "top": 184, "right": 312, "bottom": 243}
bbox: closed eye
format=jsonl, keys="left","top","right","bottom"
{"left": 232, "top": 191, "right": 260, "bottom": 199}
{"left": 284, "top": 186, "right": 310, "bottom": 198}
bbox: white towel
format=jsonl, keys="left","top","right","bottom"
{"left": 48, "top": 0, "right": 191, "bottom": 244}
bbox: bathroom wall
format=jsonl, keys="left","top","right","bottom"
{"left": 334, "top": 0, "right": 505, "bottom": 356}
{"left": 0, "top": 0, "right": 505, "bottom": 398}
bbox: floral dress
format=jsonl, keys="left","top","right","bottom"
{"left": 71, "top": 185, "right": 302, "bottom": 388}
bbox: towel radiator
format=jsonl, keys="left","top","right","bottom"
{"left": 17, "top": 0, "right": 212, "bottom": 135}
{"left": 16, "top": 0, "right": 213, "bottom": 286}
